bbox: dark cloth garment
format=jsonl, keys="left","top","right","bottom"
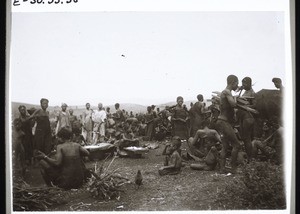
{"left": 145, "top": 112, "right": 155, "bottom": 140}
{"left": 19, "top": 115, "right": 34, "bottom": 161}
{"left": 238, "top": 115, "right": 255, "bottom": 159}
{"left": 69, "top": 115, "right": 77, "bottom": 129}
{"left": 34, "top": 114, "right": 52, "bottom": 155}
{"left": 173, "top": 106, "right": 189, "bottom": 140}
{"left": 40, "top": 156, "right": 87, "bottom": 190}
{"left": 216, "top": 119, "right": 240, "bottom": 171}
{"left": 189, "top": 101, "right": 204, "bottom": 137}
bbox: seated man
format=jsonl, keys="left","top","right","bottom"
{"left": 252, "top": 121, "right": 283, "bottom": 164}
{"left": 159, "top": 136, "right": 182, "bottom": 176}
{"left": 187, "top": 126, "right": 222, "bottom": 159}
{"left": 190, "top": 145, "right": 220, "bottom": 171}
{"left": 35, "top": 127, "right": 91, "bottom": 190}
{"left": 114, "top": 128, "right": 139, "bottom": 155}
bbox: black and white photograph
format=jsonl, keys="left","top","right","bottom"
{"left": 7, "top": 0, "right": 294, "bottom": 213}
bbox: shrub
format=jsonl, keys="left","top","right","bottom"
{"left": 216, "top": 161, "right": 286, "bottom": 209}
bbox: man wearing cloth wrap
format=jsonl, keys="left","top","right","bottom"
{"left": 236, "top": 77, "right": 256, "bottom": 161}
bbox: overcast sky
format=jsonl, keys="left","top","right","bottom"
{"left": 10, "top": 12, "right": 285, "bottom": 106}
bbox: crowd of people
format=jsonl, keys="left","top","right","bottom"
{"left": 12, "top": 75, "right": 284, "bottom": 188}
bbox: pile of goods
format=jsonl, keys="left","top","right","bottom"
{"left": 86, "top": 156, "right": 130, "bottom": 200}
{"left": 13, "top": 179, "right": 67, "bottom": 211}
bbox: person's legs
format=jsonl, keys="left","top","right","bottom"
{"left": 217, "top": 120, "right": 240, "bottom": 173}
{"left": 241, "top": 118, "right": 255, "bottom": 160}
{"left": 99, "top": 123, "right": 105, "bottom": 142}
{"left": 39, "top": 160, "right": 60, "bottom": 186}
{"left": 92, "top": 123, "right": 99, "bottom": 144}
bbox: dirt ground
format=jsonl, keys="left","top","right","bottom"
{"left": 21, "top": 139, "right": 243, "bottom": 211}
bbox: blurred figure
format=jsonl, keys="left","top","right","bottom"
{"left": 145, "top": 106, "right": 155, "bottom": 141}
{"left": 171, "top": 96, "right": 189, "bottom": 140}
{"left": 189, "top": 94, "right": 205, "bottom": 137}
{"left": 82, "top": 103, "right": 94, "bottom": 145}
{"left": 55, "top": 103, "right": 72, "bottom": 135}
{"left": 92, "top": 103, "right": 107, "bottom": 144}
{"left": 18, "top": 105, "right": 33, "bottom": 165}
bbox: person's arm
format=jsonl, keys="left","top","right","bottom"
{"left": 27, "top": 109, "right": 40, "bottom": 120}
{"left": 163, "top": 153, "right": 180, "bottom": 169}
{"left": 213, "top": 130, "right": 222, "bottom": 142}
{"left": 224, "top": 90, "right": 237, "bottom": 108}
{"left": 36, "top": 146, "right": 63, "bottom": 167}
{"left": 79, "top": 145, "right": 90, "bottom": 156}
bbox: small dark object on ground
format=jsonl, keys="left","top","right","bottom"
{"left": 135, "top": 170, "right": 143, "bottom": 189}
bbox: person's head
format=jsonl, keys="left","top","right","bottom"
{"left": 226, "top": 75, "right": 239, "bottom": 91}
{"left": 57, "top": 127, "right": 72, "bottom": 141}
{"left": 147, "top": 106, "right": 152, "bottom": 112}
{"left": 40, "top": 98, "right": 49, "bottom": 110}
{"left": 86, "top": 103, "right": 90, "bottom": 109}
{"left": 166, "top": 136, "right": 182, "bottom": 154}
{"left": 106, "top": 107, "right": 110, "bottom": 112}
{"left": 18, "top": 105, "right": 27, "bottom": 116}
{"left": 61, "top": 103, "right": 68, "bottom": 111}
{"left": 69, "top": 109, "right": 74, "bottom": 115}
{"left": 242, "top": 77, "right": 252, "bottom": 91}
{"left": 272, "top": 78, "right": 282, "bottom": 89}
{"left": 98, "top": 103, "right": 103, "bottom": 110}
{"left": 190, "top": 102, "right": 194, "bottom": 107}
{"left": 197, "top": 94, "right": 204, "bottom": 102}
{"left": 115, "top": 103, "right": 120, "bottom": 110}
{"left": 151, "top": 105, "right": 156, "bottom": 110}
{"left": 157, "top": 108, "right": 160, "bottom": 112}
{"left": 176, "top": 96, "right": 184, "bottom": 106}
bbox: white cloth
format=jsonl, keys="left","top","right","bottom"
{"left": 92, "top": 110, "right": 107, "bottom": 124}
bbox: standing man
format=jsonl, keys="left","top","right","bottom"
{"left": 92, "top": 103, "right": 107, "bottom": 144}
{"left": 18, "top": 105, "right": 33, "bottom": 165}
{"left": 236, "top": 77, "right": 256, "bottom": 161}
{"left": 55, "top": 103, "right": 72, "bottom": 135}
{"left": 189, "top": 94, "right": 205, "bottom": 137}
{"left": 216, "top": 75, "right": 241, "bottom": 174}
{"left": 82, "top": 103, "right": 94, "bottom": 145}
{"left": 113, "top": 103, "right": 125, "bottom": 126}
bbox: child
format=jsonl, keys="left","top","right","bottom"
{"left": 159, "top": 136, "right": 182, "bottom": 176}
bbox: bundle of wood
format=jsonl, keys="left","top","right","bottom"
{"left": 86, "top": 158, "right": 130, "bottom": 200}
{"left": 13, "top": 182, "right": 67, "bottom": 211}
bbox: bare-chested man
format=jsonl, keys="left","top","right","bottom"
{"left": 187, "top": 126, "right": 222, "bottom": 158}
{"left": 216, "top": 75, "right": 241, "bottom": 174}
{"left": 35, "top": 128, "right": 90, "bottom": 189}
